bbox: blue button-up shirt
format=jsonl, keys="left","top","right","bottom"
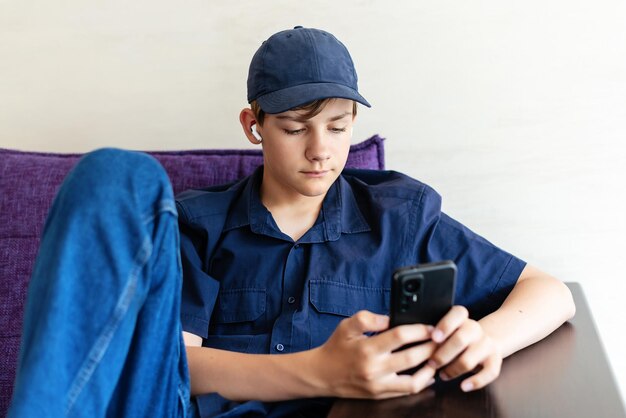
{"left": 176, "top": 167, "right": 526, "bottom": 417}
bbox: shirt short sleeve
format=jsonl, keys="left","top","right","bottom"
{"left": 177, "top": 202, "right": 220, "bottom": 339}
{"left": 417, "top": 187, "right": 527, "bottom": 318}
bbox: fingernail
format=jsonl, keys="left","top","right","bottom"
{"left": 427, "top": 378, "right": 436, "bottom": 387}
{"left": 427, "top": 360, "right": 437, "bottom": 369}
{"left": 432, "top": 329, "right": 444, "bottom": 343}
{"left": 439, "top": 371, "right": 450, "bottom": 381}
{"left": 426, "top": 325, "right": 435, "bottom": 332}
{"left": 461, "top": 381, "right": 474, "bottom": 392}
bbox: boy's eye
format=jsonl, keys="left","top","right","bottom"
{"left": 284, "top": 128, "right": 305, "bottom": 135}
{"left": 281, "top": 126, "right": 347, "bottom": 135}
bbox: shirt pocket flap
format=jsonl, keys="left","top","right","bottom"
{"left": 213, "top": 288, "right": 266, "bottom": 323}
{"left": 309, "top": 280, "right": 390, "bottom": 317}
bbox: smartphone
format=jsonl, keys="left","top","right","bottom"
{"left": 390, "top": 260, "right": 457, "bottom": 328}
{"left": 390, "top": 260, "right": 457, "bottom": 374}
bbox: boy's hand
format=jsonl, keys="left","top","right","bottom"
{"left": 427, "top": 306, "right": 503, "bottom": 392}
{"left": 310, "top": 310, "right": 437, "bottom": 399}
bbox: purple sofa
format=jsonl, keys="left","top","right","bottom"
{"left": 0, "top": 135, "right": 385, "bottom": 415}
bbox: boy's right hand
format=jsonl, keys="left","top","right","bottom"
{"left": 308, "top": 310, "right": 437, "bottom": 399}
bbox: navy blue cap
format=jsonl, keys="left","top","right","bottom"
{"left": 247, "top": 26, "right": 371, "bottom": 114}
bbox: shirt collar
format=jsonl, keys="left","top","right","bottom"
{"left": 325, "top": 175, "right": 371, "bottom": 238}
{"left": 223, "top": 166, "right": 371, "bottom": 242}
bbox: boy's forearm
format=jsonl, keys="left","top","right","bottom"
{"left": 185, "top": 311, "right": 439, "bottom": 402}
{"left": 478, "top": 266, "right": 576, "bottom": 358}
{"left": 185, "top": 345, "right": 326, "bottom": 401}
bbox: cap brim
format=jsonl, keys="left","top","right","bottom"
{"left": 255, "top": 82, "right": 371, "bottom": 114}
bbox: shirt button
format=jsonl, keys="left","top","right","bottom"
{"left": 294, "top": 244, "right": 300, "bottom": 249}
{"left": 276, "top": 343, "right": 285, "bottom": 352}
{"left": 288, "top": 296, "right": 296, "bottom": 304}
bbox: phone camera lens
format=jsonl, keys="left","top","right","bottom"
{"left": 403, "top": 278, "right": 420, "bottom": 293}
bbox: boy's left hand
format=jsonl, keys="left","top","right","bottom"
{"left": 427, "top": 306, "right": 503, "bottom": 392}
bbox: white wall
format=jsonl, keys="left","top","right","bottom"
{"left": 2, "top": 0, "right": 625, "bottom": 403}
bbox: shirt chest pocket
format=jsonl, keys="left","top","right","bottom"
{"left": 205, "top": 288, "right": 267, "bottom": 353}
{"left": 308, "top": 280, "right": 390, "bottom": 348}
{"left": 210, "top": 288, "right": 267, "bottom": 327}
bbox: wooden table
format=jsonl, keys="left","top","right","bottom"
{"left": 328, "top": 283, "right": 625, "bottom": 418}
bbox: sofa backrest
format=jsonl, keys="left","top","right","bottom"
{"left": 0, "top": 135, "right": 384, "bottom": 414}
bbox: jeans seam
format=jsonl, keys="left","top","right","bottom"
{"left": 178, "top": 385, "right": 189, "bottom": 418}
{"left": 64, "top": 236, "right": 153, "bottom": 415}
{"left": 142, "top": 199, "right": 178, "bottom": 225}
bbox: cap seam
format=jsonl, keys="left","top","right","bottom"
{"left": 303, "top": 29, "right": 321, "bottom": 82}
{"left": 259, "top": 42, "right": 270, "bottom": 98}
{"left": 337, "top": 38, "right": 357, "bottom": 81}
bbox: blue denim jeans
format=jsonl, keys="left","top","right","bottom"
{"left": 8, "top": 149, "right": 197, "bottom": 417}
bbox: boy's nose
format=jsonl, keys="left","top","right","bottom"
{"left": 306, "top": 132, "right": 331, "bottom": 162}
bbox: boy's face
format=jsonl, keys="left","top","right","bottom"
{"left": 257, "top": 98, "right": 355, "bottom": 202}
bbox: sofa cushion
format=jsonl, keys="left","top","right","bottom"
{"left": 0, "top": 135, "right": 384, "bottom": 413}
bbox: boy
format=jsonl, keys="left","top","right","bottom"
{"left": 8, "top": 27, "right": 575, "bottom": 418}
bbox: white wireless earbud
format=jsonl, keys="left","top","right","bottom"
{"left": 251, "top": 125, "right": 262, "bottom": 142}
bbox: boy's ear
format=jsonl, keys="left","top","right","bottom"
{"left": 239, "top": 108, "right": 263, "bottom": 145}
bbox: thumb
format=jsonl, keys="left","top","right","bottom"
{"left": 341, "top": 310, "right": 390, "bottom": 337}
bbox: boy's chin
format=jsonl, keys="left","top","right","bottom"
{"left": 297, "top": 182, "right": 335, "bottom": 198}
{"left": 299, "top": 187, "right": 331, "bottom": 198}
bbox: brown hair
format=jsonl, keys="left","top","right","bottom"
{"left": 251, "top": 99, "right": 357, "bottom": 127}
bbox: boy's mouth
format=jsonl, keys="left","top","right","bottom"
{"left": 301, "top": 170, "right": 330, "bottom": 178}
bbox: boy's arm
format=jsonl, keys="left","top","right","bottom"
{"left": 183, "top": 312, "right": 438, "bottom": 401}
{"left": 478, "top": 264, "right": 575, "bottom": 357}
{"left": 427, "top": 264, "right": 576, "bottom": 391}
